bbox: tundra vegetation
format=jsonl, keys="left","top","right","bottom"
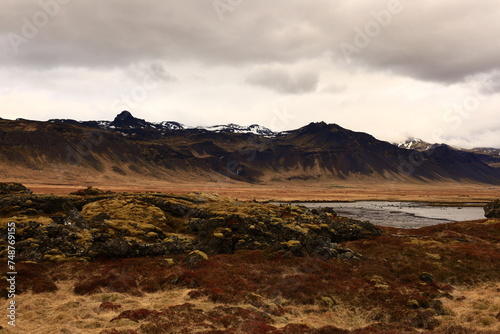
{"left": 0, "top": 184, "right": 499, "bottom": 333}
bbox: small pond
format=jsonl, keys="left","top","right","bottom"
{"left": 289, "top": 201, "right": 486, "bottom": 228}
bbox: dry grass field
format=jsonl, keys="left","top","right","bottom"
{"left": 7, "top": 280, "right": 499, "bottom": 333}
{"left": 23, "top": 180, "right": 500, "bottom": 203}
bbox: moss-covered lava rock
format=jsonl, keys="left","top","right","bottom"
{"left": 0, "top": 192, "right": 381, "bottom": 262}
{"left": 0, "top": 182, "right": 32, "bottom": 195}
{"left": 484, "top": 199, "right": 500, "bottom": 218}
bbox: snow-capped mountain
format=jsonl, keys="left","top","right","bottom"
{"left": 201, "top": 123, "right": 275, "bottom": 136}
{"left": 394, "top": 138, "right": 500, "bottom": 168}
{"left": 396, "top": 138, "right": 434, "bottom": 151}
{"left": 470, "top": 147, "right": 500, "bottom": 156}
{"left": 157, "top": 121, "right": 185, "bottom": 131}
{"left": 49, "top": 111, "right": 275, "bottom": 136}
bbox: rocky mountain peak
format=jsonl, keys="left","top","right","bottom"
{"left": 109, "top": 111, "right": 152, "bottom": 129}
{"left": 115, "top": 110, "right": 133, "bottom": 121}
{"left": 397, "top": 138, "right": 433, "bottom": 151}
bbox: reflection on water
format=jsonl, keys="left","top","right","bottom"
{"left": 291, "top": 201, "right": 486, "bottom": 229}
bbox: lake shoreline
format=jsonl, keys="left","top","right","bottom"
{"left": 281, "top": 200, "right": 487, "bottom": 229}
{"left": 271, "top": 199, "right": 488, "bottom": 207}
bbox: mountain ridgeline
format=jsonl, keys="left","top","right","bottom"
{"left": 1, "top": 111, "right": 499, "bottom": 184}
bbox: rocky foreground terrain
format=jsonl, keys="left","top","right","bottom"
{"left": 0, "top": 185, "right": 381, "bottom": 263}
{"left": 0, "top": 184, "right": 499, "bottom": 333}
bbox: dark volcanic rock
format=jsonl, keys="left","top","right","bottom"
{"left": 70, "top": 186, "right": 111, "bottom": 196}
{"left": 109, "top": 110, "right": 152, "bottom": 130}
{"left": 186, "top": 205, "right": 381, "bottom": 259}
{"left": 63, "top": 202, "right": 89, "bottom": 229}
{"left": 0, "top": 182, "right": 32, "bottom": 194}
{"left": 0, "top": 193, "right": 381, "bottom": 262}
{"left": 0, "top": 194, "right": 87, "bottom": 216}
{"left": 484, "top": 199, "right": 500, "bottom": 218}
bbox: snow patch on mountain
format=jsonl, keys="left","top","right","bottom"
{"left": 200, "top": 123, "right": 275, "bottom": 136}
{"left": 49, "top": 111, "right": 276, "bottom": 136}
{"left": 397, "top": 138, "right": 434, "bottom": 150}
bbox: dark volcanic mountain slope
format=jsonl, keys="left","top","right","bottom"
{"left": 1, "top": 113, "right": 500, "bottom": 184}
{"left": 467, "top": 147, "right": 500, "bottom": 168}
{"left": 0, "top": 119, "right": 206, "bottom": 180}
{"left": 397, "top": 137, "right": 500, "bottom": 169}
{"left": 245, "top": 122, "right": 500, "bottom": 183}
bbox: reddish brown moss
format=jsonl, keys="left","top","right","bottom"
{"left": 111, "top": 308, "right": 161, "bottom": 322}
{"left": 99, "top": 301, "right": 122, "bottom": 312}
{"left": 14, "top": 262, "right": 58, "bottom": 294}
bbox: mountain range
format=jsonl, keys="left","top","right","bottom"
{"left": 397, "top": 138, "right": 500, "bottom": 169}
{"left": 1, "top": 111, "right": 500, "bottom": 185}
{"left": 48, "top": 111, "right": 275, "bottom": 136}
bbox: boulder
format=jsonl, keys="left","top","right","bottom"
{"left": 484, "top": 199, "right": 500, "bottom": 218}
{"left": 0, "top": 182, "right": 32, "bottom": 194}
{"left": 420, "top": 272, "right": 440, "bottom": 289}
{"left": 184, "top": 250, "right": 208, "bottom": 269}
{"left": 81, "top": 197, "right": 173, "bottom": 232}
{"left": 70, "top": 186, "right": 107, "bottom": 196}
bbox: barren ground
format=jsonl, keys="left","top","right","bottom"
{"left": 23, "top": 181, "right": 500, "bottom": 203}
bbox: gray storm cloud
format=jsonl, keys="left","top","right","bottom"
{"left": 335, "top": 1, "right": 500, "bottom": 83}
{"left": 1, "top": 0, "right": 335, "bottom": 67}
{"left": 2, "top": 0, "right": 500, "bottom": 83}
{"left": 246, "top": 67, "right": 319, "bottom": 94}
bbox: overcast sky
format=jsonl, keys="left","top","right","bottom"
{"left": 1, "top": 0, "right": 500, "bottom": 148}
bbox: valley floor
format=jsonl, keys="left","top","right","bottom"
{"left": 23, "top": 181, "right": 500, "bottom": 203}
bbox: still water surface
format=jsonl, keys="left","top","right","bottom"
{"left": 291, "top": 201, "right": 486, "bottom": 229}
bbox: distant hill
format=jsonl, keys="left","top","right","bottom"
{"left": 1, "top": 111, "right": 500, "bottom": 185}
{"left": 397, "top": 137, "right": 500, "bottom": 169}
